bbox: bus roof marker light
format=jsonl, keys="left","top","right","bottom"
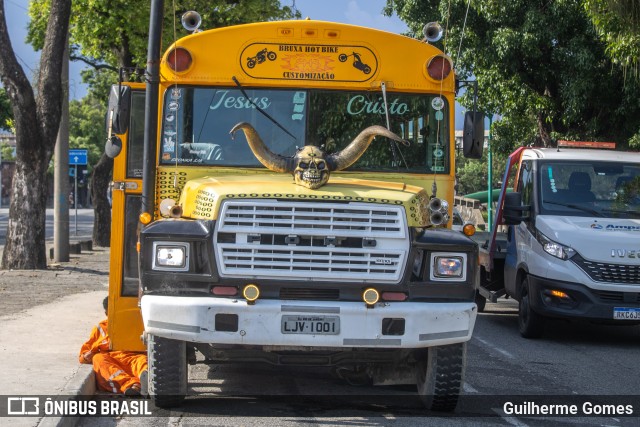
{"left": 167, "top": 47, "right": 193, "bottom": 73}
{"left": 426, "top": 55, "right": 452, "bottom": 80}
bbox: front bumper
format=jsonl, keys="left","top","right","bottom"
{"left": 141, "top": 295, "right": 477, "bottom": 348}
{"left": 528, "top": 275, "right": 640, "bottom": 321}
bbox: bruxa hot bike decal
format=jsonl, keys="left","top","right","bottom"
{"left": 240, "top": 43, "right": 378, "bottom": 82}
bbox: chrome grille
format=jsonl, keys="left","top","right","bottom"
{"left": 214, "top": 200, "right": 409, "bottom": 283}
{"left": 572, "top": 254, "right": 640, "bottom": 284}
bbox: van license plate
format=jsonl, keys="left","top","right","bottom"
{"left": 613, "top": 308, "right": 640, "bottom": 320}
{"left": 281, "top": 315, "right": 339, "bottom": 335}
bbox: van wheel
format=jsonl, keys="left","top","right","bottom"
{"left": 518, "top": 277, "right": 545, "bottom": 338}
{"left": 475, "top": 291, "right": 487, "bottom": 312}
{"left": 416, "top": 343, "right": 466, "bottom": 412}
{"left": 148, "top": 334, "right": 187, "bottom": 408}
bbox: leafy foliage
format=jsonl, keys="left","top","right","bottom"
{"left": 584, "top": 0, "right": 640, "bottom": 73}
{"left": 455, "top": 144, "right": 507, "bottom": 195}
{"left": 385, "top": 0, "right": 640, "bottom": 152}
{"left": 28, "top": 0, "right": 300, "bottom": 70}
{"left": 0, "top": 88, "right": 11, "bottom": 131}
{"left": 69, "top": 91, "right": 107, "bottom": 169}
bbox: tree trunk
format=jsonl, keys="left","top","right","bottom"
{"left": 91, "top": 153, "right": 113, "bottom": 247}
{"left": 1, "top": 151, "right": 49, "bottom": 269}
{"left": 0, "top": 0, "right": 71, "bottom": 269}
{"left": 536, "top": 114, "right": 555, "bottom": 148}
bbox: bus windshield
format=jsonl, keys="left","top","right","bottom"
{"left": 538, "top": 160, "right": 640, "bottom": 219}
{"left": 159, "top": 86, "right": 449, "bottom": 173}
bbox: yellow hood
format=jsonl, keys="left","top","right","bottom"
{"left": 179, "top": 174, "right": 430, "bottom": 227}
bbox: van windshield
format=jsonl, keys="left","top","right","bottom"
{"left": 538, "top": 161, "right": 640, "bottom": 219}
{"left": 158, "top": 86, "right": 450, "bottom": 173}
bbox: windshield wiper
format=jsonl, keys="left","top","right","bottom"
{"left": 544, "top": 201, "right": 604, "bottom": 217}
{"left": 232, "top": 76, "right": 297, "bottom": 141}
{"left": 601, "top": 208, "right": 640, "bottom": 218}
{"left": 380, "top": 81, "right": 408, "bottom": 170}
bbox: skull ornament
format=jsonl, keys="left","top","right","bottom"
{"left": 230, "top": 122, "right": 408, "bottom": 189}
{"left": 293, "top": 146, "right": 329, "bottom": 189}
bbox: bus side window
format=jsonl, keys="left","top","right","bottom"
{"left": 127, "top": 92, "right": 146, "bottom": 178}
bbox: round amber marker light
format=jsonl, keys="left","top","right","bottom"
{"left": 363, "top": 288, "right": 380, "bottom": 305}
{"left": 243, "top": 284, "right": 260, "bottom": 302}
{"left": 463, "top": 224, "right": 476, "bottom": 236}
{"left": 139, "top": 212, "right": 152, "bottom": 224}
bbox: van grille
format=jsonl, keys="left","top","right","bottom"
{"left": 572, "top": 254, "right": 640, "bottom": 284}
{"left": 214, "top": 200, "right": 409, "bottom": 283}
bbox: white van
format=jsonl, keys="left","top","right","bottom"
{"left": 495, "top": 147, "right": 640, "bottom": 338}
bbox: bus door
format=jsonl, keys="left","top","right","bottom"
{"left": 107, "top": 84, "right": 146, "bottom": 351}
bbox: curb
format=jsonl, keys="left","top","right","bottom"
{"left": 37, "top": 365, "right": 96, "bottom": 427}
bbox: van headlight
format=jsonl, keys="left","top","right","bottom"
{"left": 430, "top": 252, "right": 467, "bottom": 281}
{"left": 152, "top": 242, "right": 190, "bottom": 271}
{"left": 535, "top": 231, "right": 575, "bottom": 260}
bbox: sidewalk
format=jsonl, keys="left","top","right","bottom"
{"left": 0, "top": 243, "right": 110, "bottom": 427}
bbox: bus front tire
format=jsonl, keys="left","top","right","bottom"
{"left": 416, "top": 343, "right": 466, "bottom": 412}
{"left": 148, "top": 334, "right": 188, "bottom": 408}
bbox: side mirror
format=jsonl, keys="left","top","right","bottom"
{"left": 462, "top": 111, "right": 484, "bottom": 159}
{"left": 105, "top": 135, "right": 123, "bottom": 158}
{"left": 107, "top": 85, "right": 131, "bottom": 135}
{"left": 503, "top": 191, "right": 530, "bottom": 225}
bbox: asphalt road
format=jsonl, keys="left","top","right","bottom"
{"left": 80, "top": 298, "right": 640, "bottom": 426}
{"left": 0, "top": 207, "right": 94, "bottom": 245}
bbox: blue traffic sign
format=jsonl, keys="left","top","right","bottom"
{"left": 69, "top": 149, "right": 88, "bottom": 166}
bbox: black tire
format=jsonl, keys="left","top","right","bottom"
{"left": 518, "top": 277, "right": 545, "bottom": 338}
{"left": 416, "top": 343, "right": 466, "bottom": 412}
{"left": 338, "top": 53, "right": 348, "bottom": 62}
{"left": 475, "top": 291, "right": 487, "bottom": 312}
{"left": 148, "top": 334, "right": 188, "bottom": 408}
{"left": 267, "top": 51, "right": 277, "bottom": 61}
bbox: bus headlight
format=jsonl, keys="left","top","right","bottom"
{"left": 152, "top": 242, "right": 190, "bottom": 271}
{"left": 430, "top": 252, "right": 467, "bottom": 281}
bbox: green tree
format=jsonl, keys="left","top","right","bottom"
{"left": 455, "top": 147, "right": 507, "bottom": 195}
{"left": 585, "top": 0, "right": 640, "bottom": 149}
{"left": 0, "top": 87, "right": 11, "bottom": 130}
{"left": 27, "top": 0, "right": 300, "bottom": 246}
{"left": 385, "top": 0, "right": 640, "bottom": 152}
{"left": 584, "top": 0, "right": 640, "bottom": 71}
{"left": 0, "top": 0, "right": 71, "bottom": 269}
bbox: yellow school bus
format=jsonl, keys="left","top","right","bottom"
{"left": 106, "top": 9, "right": 483, "bottom": 411}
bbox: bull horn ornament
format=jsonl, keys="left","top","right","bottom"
{"left": 230, "top": 122, "right": 409, "bottom": 189}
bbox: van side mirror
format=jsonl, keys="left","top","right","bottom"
{"left": 503, "top": 191, "right": 530, "bottom": 225}
{"left": 107, "top": 85, "right": 131, "bottom": 135}
{"left": 463, "top": 111, "right": 484, "bottom": 159}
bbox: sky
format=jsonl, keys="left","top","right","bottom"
{"left": 4, "top": 0, "right": 408, "bottom": 101}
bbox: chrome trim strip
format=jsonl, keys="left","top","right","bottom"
{"left": 148, "top": 320, "right": 200, "bottom": 333}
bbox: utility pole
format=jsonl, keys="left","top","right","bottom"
{"left": 487, "top": 115, "right": 493, "bottom": 232}
{"left": 54, "top": 38, "right": 70, "bottom": 262}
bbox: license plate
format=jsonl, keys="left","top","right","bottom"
{"left": 281, "top": 315, "right": 340, "bottom": 335}
{"left": 613, "top": 308, "right": 640, "bottom": 320}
